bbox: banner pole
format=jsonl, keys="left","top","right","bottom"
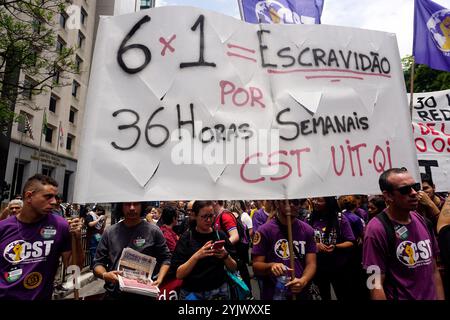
{"left": 284, "top": 199, "right": 296, "bottom": 300}
{"left": 409, "top": 56, "right": 415, "bottom": 119}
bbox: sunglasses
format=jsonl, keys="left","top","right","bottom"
{"left": 199, "top": 214, "right": 214, "bottom": 220}
{"left": 393, "top": 182, "right": 421, "bottom": 195}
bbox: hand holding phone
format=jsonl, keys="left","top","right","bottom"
{"left": 211, "top": 240, "right": 225, "bottom": 251}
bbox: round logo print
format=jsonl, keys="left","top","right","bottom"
{"left": 396, "top": 241, "right": 417, "bottom": 267}
{"left": 254, "top": 0, "right": 301, "bottom": 24}
{"left": 274, "top": 239, "right": 290, "bottom": 259}
{"left": 253, "top": 232, "right": 261, "bottom": 245}
{"left": 3, "top": 240, "right": 26, "bottom": 263}
{"left": 23, "top": 272, "right": 42, "bottom": 289}
{"left": 427, "top": 9, "right": 450, "bottom": 52}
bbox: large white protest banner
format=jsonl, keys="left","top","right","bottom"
{"left": 412, "top": 89, "right": 450, "bottom": 192}
{"left": 74, "top": 6, "right": 418, "bottom": 202}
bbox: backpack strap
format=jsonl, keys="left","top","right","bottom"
{"left": 374, "top": 211, "right": 398, "bottom": 300}
{"left": 218, "top": 210, "right": 237, "bottom": 235}
{"left": 412, "top": 211, "right": 435, "bottom": 238}
{"left": 215, "top": 230, "right": 221, "bottom": 241}
{"left": 375, "top": 211, "right": 396, "bottom": 258}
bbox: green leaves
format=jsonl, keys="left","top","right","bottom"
{"left": 403, "top": 55, "right": 450, "bottom": 93}
{"left": 0, "top": 0, "right": 76, "bottom": 127}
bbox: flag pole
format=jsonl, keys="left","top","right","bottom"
{"left": 36, "top": 108, "right": 45, "bottom": 174}
{"left": 409, "top": 56, "right": 415, "bottom": 119}
{"left": 56, "top": 121, "right": 61, "bottom": 153}
{"left": 237, "top": 0, "right": 244, "bottom": 20}
{"left": 12, "top": 131, "right": 24, "bottom": 198}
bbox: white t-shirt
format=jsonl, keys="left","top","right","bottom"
{"left": 88, "top": 211, "right": 105, "bottom": 231}
{"left": 240, "top": 211, "right": 253, "bottom": 230}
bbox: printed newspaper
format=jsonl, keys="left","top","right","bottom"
{"left": 117, "top": 247, "right": 159, "bottom": 297}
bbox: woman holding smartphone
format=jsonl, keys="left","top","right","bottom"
{"left": 171, "top": 201, "right": 237, "bottom": 300}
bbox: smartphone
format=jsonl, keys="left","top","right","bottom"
{"left": 211, "top": 240, "right": 225, "bottom": 250}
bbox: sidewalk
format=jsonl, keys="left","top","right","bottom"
{"left": 53, "top": 268, "right": 104, "bottom": 300}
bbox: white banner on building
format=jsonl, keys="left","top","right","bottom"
{"left": 412, "top": 89, "right": 450, "bottom": 192}
{"left": 74, "top": 6, "right": 418, "bottom": 202}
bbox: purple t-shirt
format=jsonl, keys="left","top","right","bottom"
{"left": 355, "top": 208, "right": 369, "bottom": 223}
{"left": 0, "top": 214, "right": 71, "bottom": 300}
{"left": 362, "top": 211, "right": 439, "bottom": 300}
{"left": 252, "top": 208, "right": 269, "bottom": 233}
{"left": 342, "top": 210, "right": 365, "bottom": 239}
{"left": 309, "top": 214, "right": 355, "bottom": 268}
{"left": 252, "top": 218, "right": 317, "bottom": 300}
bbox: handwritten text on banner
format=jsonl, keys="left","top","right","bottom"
{"left": 74, "top": 7, "right": 418, "bottom": 202}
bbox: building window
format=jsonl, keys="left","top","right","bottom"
{"left": 72, "top": 81, "right": 79, "bottom": 98}
{"left": 30, "top": 50, "right": 38, "bottom": 67}
{"left": 77, "top": 31, "right": 85, "bottom": 48}
{"left": 32, "top": 19, "right": 41, "bottom": 34}
{"left": 140, "top": 0, "right": 152, "bottom": 9}
{"left": 63, "top": 170, "right": 73, "bottom": 202}
{"left": 81, "top": 7, "right": 87, "bottom": 26}
{"left": 56, "top": 36, "right": 65, "bottom": 54}
{"left": 75, "top": 55, "right": 82, "bottom": 72}
{"left": 69, "top": 107, "right": 77, "bottom": 124}
{"left": 42, "top": 165, "right": 54, "bottom": 177}
{"left": 11, "top": 161, "right": 26, "bottom": 200}
{"left": 59, "top": 13, "right": 67, "bottom": 29}
{"left": 66, "top": 134, "right": 74, "bottom": 151}
{"left": 49, "top": 95, "right": 58, "bottom": 113}
{"left": 23, "top": 76, "right": 35, "bottom": 99}
{"left": 17, "top": 111, "right": 32, "bottom": 134}
{"left": 45, "top": 126, "right": 54, "bottom": 143}
{"left": 53, "top": 69, "right": 60, "bottom": 85}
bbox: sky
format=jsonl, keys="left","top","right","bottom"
{"left": 155, "top": 0, "right": 450, "bottom": 58}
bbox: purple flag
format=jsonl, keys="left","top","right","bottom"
{"left": 413, "top": 0, "right": 450, "bottom": 72}
{"left": 239, "top": 0, "right": 324, "bottom": 24}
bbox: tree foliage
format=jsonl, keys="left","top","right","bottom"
{"left": 0, "top": 0, "right": 76, "bottom": 130}
{"left": 402, "top": 55, "right": 450, "bottom": 93}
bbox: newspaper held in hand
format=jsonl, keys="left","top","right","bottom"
{"left": 117, "top": 247, "right": 159, "bottom": 297}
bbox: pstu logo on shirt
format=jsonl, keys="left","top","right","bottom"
{"left": 3, "top": 240, "right": 54, "bottom": 264}
{"left": 396, "top": 239, "right": 433, "bottom": 267}
{"left": 40, "top": 225, "right": 57, "bottom": 239}
{"left": 133, "top": 238, "right": 146, "bottom": 248}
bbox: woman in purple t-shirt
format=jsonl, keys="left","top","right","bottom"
{"left": 306, "top": 197, "right": 355, "bottom": 300}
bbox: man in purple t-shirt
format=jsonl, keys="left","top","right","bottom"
{"left": 0, "top": 174, "right": 83, "bottom": 300}
{"left": 363, "top": 168, "right": 445, "bottom": 300}
{"left": 252, "top": 200, "right": 317, "bottom": 300}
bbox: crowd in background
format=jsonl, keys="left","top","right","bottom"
{"left": 1, "top": 170, "right": 449, "bottom": 301}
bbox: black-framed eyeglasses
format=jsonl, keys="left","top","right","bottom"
{"left": 393, "top": 182, "right": 421, "bottom": 195}
{"left": 199, "top": 214, "right": 214, "bottom": 220}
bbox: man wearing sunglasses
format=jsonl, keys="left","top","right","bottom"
{"left": 362, "top": 168, "right": 445, "bottom": 300}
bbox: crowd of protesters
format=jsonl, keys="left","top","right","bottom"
{"left": 1, "top": 169, "right": 450, "bottom": 301}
